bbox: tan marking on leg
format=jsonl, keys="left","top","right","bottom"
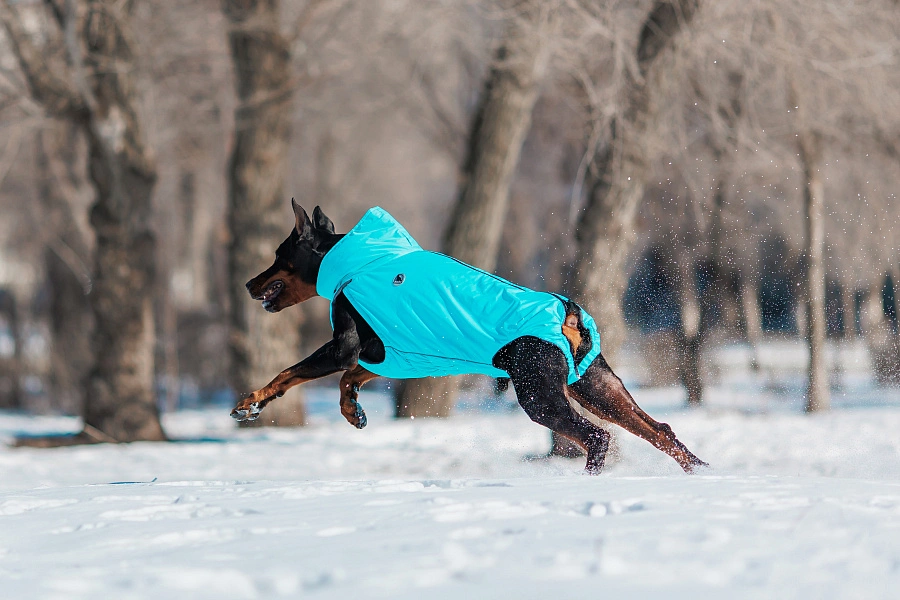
{"left": 339, "top": 366, "right": 378, "bottom": 428}
{"left": 231, "top": 368, "right": 314, "bottom": 421}
{"left": 569, "top": 382, "right": 702, "bottom": 473}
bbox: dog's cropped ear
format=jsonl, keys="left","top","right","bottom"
{"left": 312, "top": 206, "right": 335, "bottom": 234}
{"left": 292, "top": 198, "right": 313, "bottom": 239}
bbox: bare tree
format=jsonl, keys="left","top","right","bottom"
{"left": 0, "top": 0, "right": 165, "bottom": 441}
{"left": 0, "top": 288, "right": 21, "bottom": 409}
{"left": 797, "top": 128, "right": 829, "bottom": 411}
{"left": 397, "top": 0, "right": 557, "bottom": 418}
{"left": 768, "top": 1, "right": 896, "bottom": 406}
{"left": 222, "top": 0, "right": 305, "bottom": 426}
{"left": 674, "top": 74, "right": 747, "bottom": 407}
{"left": 571, "top": 0, "right": 700, "bottom": 368}
{"left": 646, "top": 0, "right": 900, "bottom": 407}
{"left": 36, "top": 123, "right": 93, "bottom": 416}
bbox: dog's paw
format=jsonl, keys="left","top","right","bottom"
{"left": 340, "top": 399, "right": 367, "bottom": 429}
{"left": 230, "top": 395, "right": 267, "bottom": 422}
{"left": 354, "top": 404, "right": 367, "bottom": 429}
{"left": 584, "top": 456, "right": 606, "bottom": 476}
{"left": 339, "top": 383, "right": 367, "bottom": 429}
{"left": 230, "top": 404, "right": 261, "bottom": 422}
{"left": 684, "top": 457, "right": 711, "bottom": 474}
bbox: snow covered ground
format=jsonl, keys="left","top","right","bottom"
{"left": 2, "top": 384, "right": 900, "bottom": 599}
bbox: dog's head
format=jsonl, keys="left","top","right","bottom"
{"left": 246, "top": 200, "right": 337, "bottom": 313}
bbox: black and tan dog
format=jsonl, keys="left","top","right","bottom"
{"left": 231, "top": 202, "right": 707, "bottom": 474}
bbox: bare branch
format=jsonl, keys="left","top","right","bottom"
{"left": 42, "top": 0, "right": 65, "bottom": 29}
{"left": 0, "top": 0, "right": 87, "bottom": 119}
{"left": 637, "top": 0, "right": 700, "bottom": 77}
{"left": 0, "top": 121, "right": 23, "bottom": 189}
{"left": 289, "top": 0, "right": 339, "bottom": 44}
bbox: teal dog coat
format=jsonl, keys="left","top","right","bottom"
{"left": 316, "top": 207, "right": 601, "bottom": 384}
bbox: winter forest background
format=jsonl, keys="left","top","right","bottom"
{"left": 2, "top": 1, "right": 900, "bottom": 597}
{"left": 1, "top": 0, "right": 898, "bottom": 436}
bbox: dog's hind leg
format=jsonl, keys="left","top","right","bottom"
{"left": 339, "top": 365, "right": 378, "bottom": 429}
{"left": 569, "top": 354, "right": 708, "bottom": 473}
{"left": 495, "top": 337, "right": 611, "bottom": 474}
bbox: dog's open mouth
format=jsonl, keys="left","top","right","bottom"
{"left": 259, "top": 280, "right": 284, "bottom": 312}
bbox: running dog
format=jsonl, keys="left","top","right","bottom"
{"left": 231, "top": 201, "right": 707, "bottom": 474}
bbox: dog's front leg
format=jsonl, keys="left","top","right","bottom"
{"left": 338, "top": 366, "right": 379, "bottom": 429}
{"left": 230, "top": 341, "right": 344, "bottom": 422}
{"left": 231, "top": 302, "right": 365, "bottom": 422}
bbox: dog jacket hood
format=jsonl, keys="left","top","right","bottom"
{"left": 316, "top": 207, "right": 601, "bottom": 383}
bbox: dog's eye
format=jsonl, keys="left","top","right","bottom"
{"left": 275, "top": 255, "right": 294, "bottom": 270}
{"left": 393, "top": 274, "right": 405, "bottom": 286}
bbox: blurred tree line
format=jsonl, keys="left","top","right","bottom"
{"left": 0, "top": 0, "right": 897, "bottom": 442}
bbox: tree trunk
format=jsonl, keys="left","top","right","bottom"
{"left": 889, "top": 263, "right": 900, "bottom": 384}
{"left": 799, "top": 132, "right": 829, "bottom": 413}
{"left": 397, "top": 1, "right": 553, "bottom": 418}
{"left": 675, "top": 253, "right": 703, "bottom": 407}
{"left": 740, "top": 273, "right": 764, "bottom": 369}
{"left": 223, "top": 0, "right": 305, "bottom": 426}
{"left": 707, "top": 184, "right": 744, "bottom": 332}
{"left": 0, "top": 290, "right": 21, "bottom": 410}
{"left": 442, "top": 3, "right": 552, "bottom": 270}
{"left": 78, "top": 4, "right": 165, "bottom": 441}
{"left": 571, "top": 0, "right": 700, "bottom": 365}
{"left": 572, "top": 160, "right": 644, "bottom": 365}
{"left": 892, "top": 264, "right": 900, "bottom": 334}
{"left": 1, "top": 0, "right": 166, "bottom": 441}
{"left": 396, "top": 377, "right": 458, "bottom": 419}
{"left": 82, "top": 151, "right": 164, "bottom": 440}
{"left": 37, "top": 124, "right": 93, "bottom": 416}
{"left": 709, "top": 173, "right": 764, "bottom": 371}
{"left": 841, "top": 282, "right": 857, "bottom": 339}
{"left": 862, "top": 278, "right": 889, "bottom": 342}
{"left": 561, "top": 0, "right": 698, "bottom": 456}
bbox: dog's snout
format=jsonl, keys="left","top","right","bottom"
{"left": 246, "top": 276, "right": 267, "bottom": 299}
